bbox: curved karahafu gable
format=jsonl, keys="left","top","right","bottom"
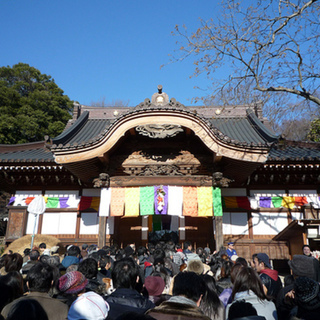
{"left": 50, "top": 97, "right": 275, "bottom": 165}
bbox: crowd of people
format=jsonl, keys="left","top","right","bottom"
{"left": 0, "top": 240, "right": 319, "bottom": 320}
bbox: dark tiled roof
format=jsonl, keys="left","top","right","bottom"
{"left": 0, "top": 145, "right": 54, "bottom": 163}
{"left": 269, "top": 143, "right": 320, "bottom": 161}
{"left": 50, "top": 101, "right": 278, "bottom": 151}
{"left": 209, "top": 111, "right": 278, "bottom": 145}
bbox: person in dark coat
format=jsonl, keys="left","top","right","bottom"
{"left": 1, "top": 263, "right": 68, "bottom": 320}
{"left": 276, "top": 254, "right": 316, "bottom": 320}
{"left": 146, "top": 271, "right": 210, "bottom": 320}
{"left": 105, "top": 257, "right": 154, "bottom": 320}
{"left": 253, "top": 253, "right": 282, "bottom": 301}
{"left": 21, "top": 250, "right": 40, "bottom": 275}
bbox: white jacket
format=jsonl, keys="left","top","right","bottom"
{"left": 226, "top": 290, "right": 277, "bottom": 320}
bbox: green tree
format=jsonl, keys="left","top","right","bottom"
{"left": 0, "top": 63, "right": 73, "bottom": 144}
{"left": 308, "top": 119, "right": 320, "bottom": 142}
{"left": 171, "top": 0, "right": 320, "bottom": 108}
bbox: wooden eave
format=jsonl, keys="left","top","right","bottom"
{"left": 52, "top": 109, "right": 271, "bottom": 165}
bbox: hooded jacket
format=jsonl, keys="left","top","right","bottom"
{"left": 259, "top": 269, "right": 282, "bottom": 300}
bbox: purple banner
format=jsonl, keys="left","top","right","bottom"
{"left": 259, "top": 197, "right": 272, "bottom": 208}
{"left": 59, "top": 197, "right": 69, "bottom": 208}
{"left": 154, "top": 185, "right": 168, "bottom": 215}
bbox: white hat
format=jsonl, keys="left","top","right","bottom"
{"left": 68, "top": 292, "right": 110, "bottom": 320}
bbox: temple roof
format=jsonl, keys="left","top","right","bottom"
{"left": 1, "top": 87, "right": 320, "bottom": 168}
{"left": 49, "top": 100, "right": 278, "bottom": 151}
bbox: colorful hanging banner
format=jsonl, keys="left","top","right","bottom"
{"left": 46, "top": 197, "right": 59, "bottom": 208}
{"left": 168, "top": 186, "right": 183, "bottom": 216}
{"left": 140, "top": 187, "right": 154, "bottom": 216}
{"left": 78, "top": 196, "right": 100, "bottom": 211}
{"left": 183, "top": 186, "right": 198, "bottom": 216}
{"left": 110, "top": 188, "right": 125, "bottom": 216}
{"left": 154, "top": 185, "right": 168, "bottom": 215}
{"left": 213, "top": 187, "right": 223, "bottom": 216}
{"left": 125, "top": 187, "right": 140, "bottom": 217}
{"left": 282, "top": 196, "right": 295, "bottom": 209}
{"left": 197, "top": 187, "right": 213, "bottom": 217}
{"left": 259, "top": 197, "right": 272, "bottom": 208}
{"left": 271, "top": 196, "right": 283, "bottom": 208}
{"left": 295, "top": 196, "right": 308, "bottom": 207}
{"left": 99, "top": 188, "right": 111, "bottom": 217}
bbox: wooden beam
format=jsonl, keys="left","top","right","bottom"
{"left": 215, "top": 216, "right": 224, "bottom": 251}
{"left": 98, "top": 217, "right": 107, "bottom": 248}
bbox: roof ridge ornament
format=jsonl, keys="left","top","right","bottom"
{"left": 151, "top": 85, "right": 169, "bottom": 106}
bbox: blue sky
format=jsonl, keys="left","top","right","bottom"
{"left": 0, "top": 1, "right": 220, "bottom": 107}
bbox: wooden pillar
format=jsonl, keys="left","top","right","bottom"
{"left": 98, "top": 217, "right": 107, "bottom": 248}
{"left": 215, "top": 216, "right": 223, "bottom": 251}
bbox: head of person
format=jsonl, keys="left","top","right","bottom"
{"left": 67, "top": 245, "right": 81, "bottom": 257}
{"left": 6, "top": 299, "right": 48, "bottom": 320}
{"left": 235, "top": 257, "right": 248, "bottom": 267}
{"left": 228, "top": 301, "right": 258, "bottom": 320}
{"left": 183, "top": 241, "right": 192, "bottom": 251}
{"left": 38, "top": 243, "right": 46, "bottom": 254}
{"left": 254, "top": 253, "right": 272, "bottom": 272}
{"left": 0, "top": 271, "right": 24, "bottom": 311}
{"left": 29, "top": 250, "right": 40, "bottom": 261}
{"left": 230, "top": 262, "right": 245, "bottom": 284}
{"left": 23, "top": 248, "right": 31, "bottom": 257}
{"left": 77, "top": 258, "right": 98, "bottom": 280}
{"left": 294, "top": 276, "right": 320, "bottom": 314}
{"left": 137, "top": 246, "right": 147, "bottom": 256}
{"left": 220, "top": 259, "right": 234, "bottom": 278}
{"left": 199, "top": 274, "right": 221, "bottom": 318}
{"left": 302, "top": 245, "right": 312, "bottom": 256}
{"left": 232, "top": 267, "right": 268, "bottom": 301}
{"left": 228, "top": 242, "right": 235, "bottom": 250}
{"left": 4, "top": 253, "right": 23, "bottom": 273}
{"left": 68, "top": 292, "right": 109, "bottom": 320}
{"left": 288, "top": 255, "right": 315, "bottom": 279}
{"left": 111, "top": 257, "right": 139, "bottom": 290}
{"left": 26, "top": 262, "right": 54, "bottom": 293}
{"left": 144, "top": 276, "right": 165, "bottom": 297}
{"left": 58, "top": 271, "right": 88, "bottom": 295}
{"left": 172, "top": 271, "right": 206, "bottom": 305}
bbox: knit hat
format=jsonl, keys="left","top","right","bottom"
{"left": 294, "top": 276, "right": 320, "bottom": 310}
{"left": 144, "top": 276, "right": 165, "bottom": 296}
{"left": 257, "top": 253, "right": 272, "bottom": 269}
{"left": 58, "top": 271, "right": 88, "bottom": 294}
{"left": 68, "top": 291, "right": 110, "bottom": 320}
{"left": 288, "top": 255, "right": 315, "bottom": 278}
{"left": 187, "top": 259, "right": 204, "bottom": 274}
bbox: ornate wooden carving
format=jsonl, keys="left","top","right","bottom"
{"left": 138, "top": 165, "right": 183, "bottom": 176}
{"left": 136, "top": 124, "right": 184, "bottom": 139}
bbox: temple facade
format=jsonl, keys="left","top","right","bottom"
{"left": 1, "top": 86, "right": 320, "bottom": 263}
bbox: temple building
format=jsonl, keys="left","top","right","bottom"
{"left": 1, "top": 86, "right": 320, "bottom": 263}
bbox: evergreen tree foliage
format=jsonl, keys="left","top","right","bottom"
{"left": 0, "top": 63, "right": 73, "bottom": 144}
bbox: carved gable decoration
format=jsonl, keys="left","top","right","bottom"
{"left": 122, "top": 150, "right": 201, "bottom": 176}
{"left": 135, "top": 124, "right": 184, "bottom": 139}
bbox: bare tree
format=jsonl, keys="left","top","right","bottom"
{"left": 90, "top": 96, "right": 130, "bottom": 107}
{"left": 171, "top": 0, "right": 320, "bottom": 109}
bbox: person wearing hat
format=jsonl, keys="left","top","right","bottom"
{"left": 294, "top": 276, "right": 320, "bottom": 320}
{"left": 68, "top": 291, "right": 110, "bottom": 320}
{"left": 226, "top": 242, "right": 237, "bottom": 259}
{"left": 276, "top": 254, "right": 316, "bottom": 320}
{"left": 58, "top": 270, "right": 88, "bottom": 306}
{"left": 253, "top": 253, "right": 282, "bottom": 301}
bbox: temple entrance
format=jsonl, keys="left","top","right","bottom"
{"left": 112, "top": 215, "right": 215, "bottom": 250}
